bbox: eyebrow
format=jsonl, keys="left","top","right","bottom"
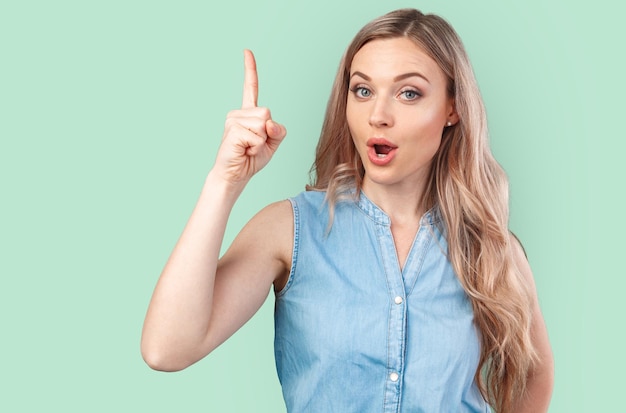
{"left": 350, "top": 71, "right": 430, "bottom": 84}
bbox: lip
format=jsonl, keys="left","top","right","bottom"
{"left": 366, "top": 137, "right": 398, "bottom": 148}
{"left": 366, "top": 137, "right": 398, "bottom": 166}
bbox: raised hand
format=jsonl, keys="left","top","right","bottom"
{"left": 214, "top": 49, "right": 287, "bottom": 186}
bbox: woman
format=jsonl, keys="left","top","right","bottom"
{"left": 141, "top": 8, "right": 553, "bottom": 412}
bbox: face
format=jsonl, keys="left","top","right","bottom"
{"left": 346, "top": 37, "right": 458, "bottom": 191}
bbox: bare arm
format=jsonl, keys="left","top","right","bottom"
{"left": 141, "top": 50, "right": 290, "bottom": 371}
{"left": 510, "top": 235, "right": 555, "bottom": 412}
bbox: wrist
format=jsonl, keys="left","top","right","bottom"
{"left": 203, "top": 169, "right": 248, "bottom": 203}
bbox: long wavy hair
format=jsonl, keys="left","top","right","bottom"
{"left": 307, "top": 8, "right": 537, "bottom": 412}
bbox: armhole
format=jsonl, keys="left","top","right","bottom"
{"left": 275, "top": 198, "right": 299, "bottom": 297}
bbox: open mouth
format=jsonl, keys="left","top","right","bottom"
{"left": 367, "top": 138, "right": 397, "bottom": 165}
{"left": 374, "top": 144, "right": 394, "bottom": 157}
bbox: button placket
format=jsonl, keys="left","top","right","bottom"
{"left": 378, "top": 223, "right": 406, "bottom": 413}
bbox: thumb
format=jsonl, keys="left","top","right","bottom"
{"left": 266, "top": 119, "right": 287, "bottom": 142}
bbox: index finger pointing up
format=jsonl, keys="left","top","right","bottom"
{"left": 242, "top": 49, "right": 258, "bottom": 109}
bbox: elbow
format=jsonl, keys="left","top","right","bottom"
{"left": 141, "top": 349, "right": 181, "bottom": 372}
{"left": 142, "top": 353, "right": 182, "bottom": 373}
{"left": 140, "top": 324, "right": 217, "bottom": 371}
{"left": 140, "top": 340, "right": 191, "bottom": 372}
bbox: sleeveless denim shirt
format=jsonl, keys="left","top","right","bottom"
{"left": 274, "top": 191, "right": 490, "bottom": 413}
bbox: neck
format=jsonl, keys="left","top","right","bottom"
{"left": 361, "top": 176, "right": 431, "bottom": 224}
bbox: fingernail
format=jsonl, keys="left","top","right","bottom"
{"left": 271, "top": 121, "right": 281, "bottom": 135}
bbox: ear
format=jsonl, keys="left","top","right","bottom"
{"left": 446, "top": 98, "right": 460, "bottom": 126}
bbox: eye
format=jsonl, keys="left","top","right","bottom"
{"left": 399, "top": 88, "right": 421, "bottom": 101}
{"left": 350, "top": 86, "right": 372, "bottom": 99}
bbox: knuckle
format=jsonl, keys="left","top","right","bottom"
{"left": 253, "top": 122, "right": 269, "bottom": 136}
{"left": 257, "top": 107, "right": 271, "bottom": 119}
{"left": 224, "top": 117, "right": 237, "bottom": 129}
{"left": 226, "top": 109, "right": 240, "bottom": 119}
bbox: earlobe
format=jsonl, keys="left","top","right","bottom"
{"left": 451, "top": 111, "right": 459, "bottom": 124}
{"left": 445, "top": 112, "right": 459, "bottom": 127}
{"left": 446, "top": 100, "right": 459, "bottom": 126}
{"left": 446, "top": 113, "right": 459, "bottom": 127}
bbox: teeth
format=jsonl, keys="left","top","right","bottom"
{"left": 377, "top": 154, "right": 386, "bottom": 158}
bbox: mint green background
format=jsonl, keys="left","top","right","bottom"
{"left": 1, "top": 0, "right": 623, "bottom": 411}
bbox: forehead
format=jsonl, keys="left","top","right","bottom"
{"left": 350, "top": 37, "right": 445, "bottom": 84}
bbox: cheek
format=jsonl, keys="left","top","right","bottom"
{"left": 345, "top": 104, "right": 359, "bottom": 148}
{"left": 345, "top": 101, "right": 359, "bottom": 132}
{"left": 402, "top": 112, "right": 444, "bottom": 153}
{"left": 404, "top": 106, "right": 446, "bottom": 137}
{"left": 414, "top": 106, "right": 443, "bottom": 126}
{"left": 346, "top": 108, "right": 368, "bottom": 149}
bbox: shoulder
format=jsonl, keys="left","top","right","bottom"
{"left": 223, "top": 199, "right": 294, "bottom": 285}
{"left": 249, "top": 190, "right": 328, "bottom": 238}
{"left": 244, "top": 200, "right": 293, "bottom": 250}
{"left": 287, "top": 190, "right": 331, "bottom": 228}
{"left": 251, "top": 199, "right": 293, "bottom": 225}
{"left": 229, "top": 199, "right": 294, "bottom": 256}
{"left": 509, "top": 232, "right": 532, "bottom": 278}
{"left": 290, "top": 190, "right": 327, "bottom": 210}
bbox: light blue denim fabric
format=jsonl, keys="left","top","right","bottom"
{"left": 274, "top": 190, "right": 490, "bottom": 413}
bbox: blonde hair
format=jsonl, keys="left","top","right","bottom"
{"left": 308, "top": 8, "right": 537, "bottom": 412}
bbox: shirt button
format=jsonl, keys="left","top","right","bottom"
{"left": 394, "top": 296, "right": 403, "bottom": 304}
{"left": 389, "top": 372, "right": 399, "bottom": 382}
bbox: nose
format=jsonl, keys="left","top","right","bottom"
{"left": 368, "top": 97, "right": 394, "bottom": 128}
